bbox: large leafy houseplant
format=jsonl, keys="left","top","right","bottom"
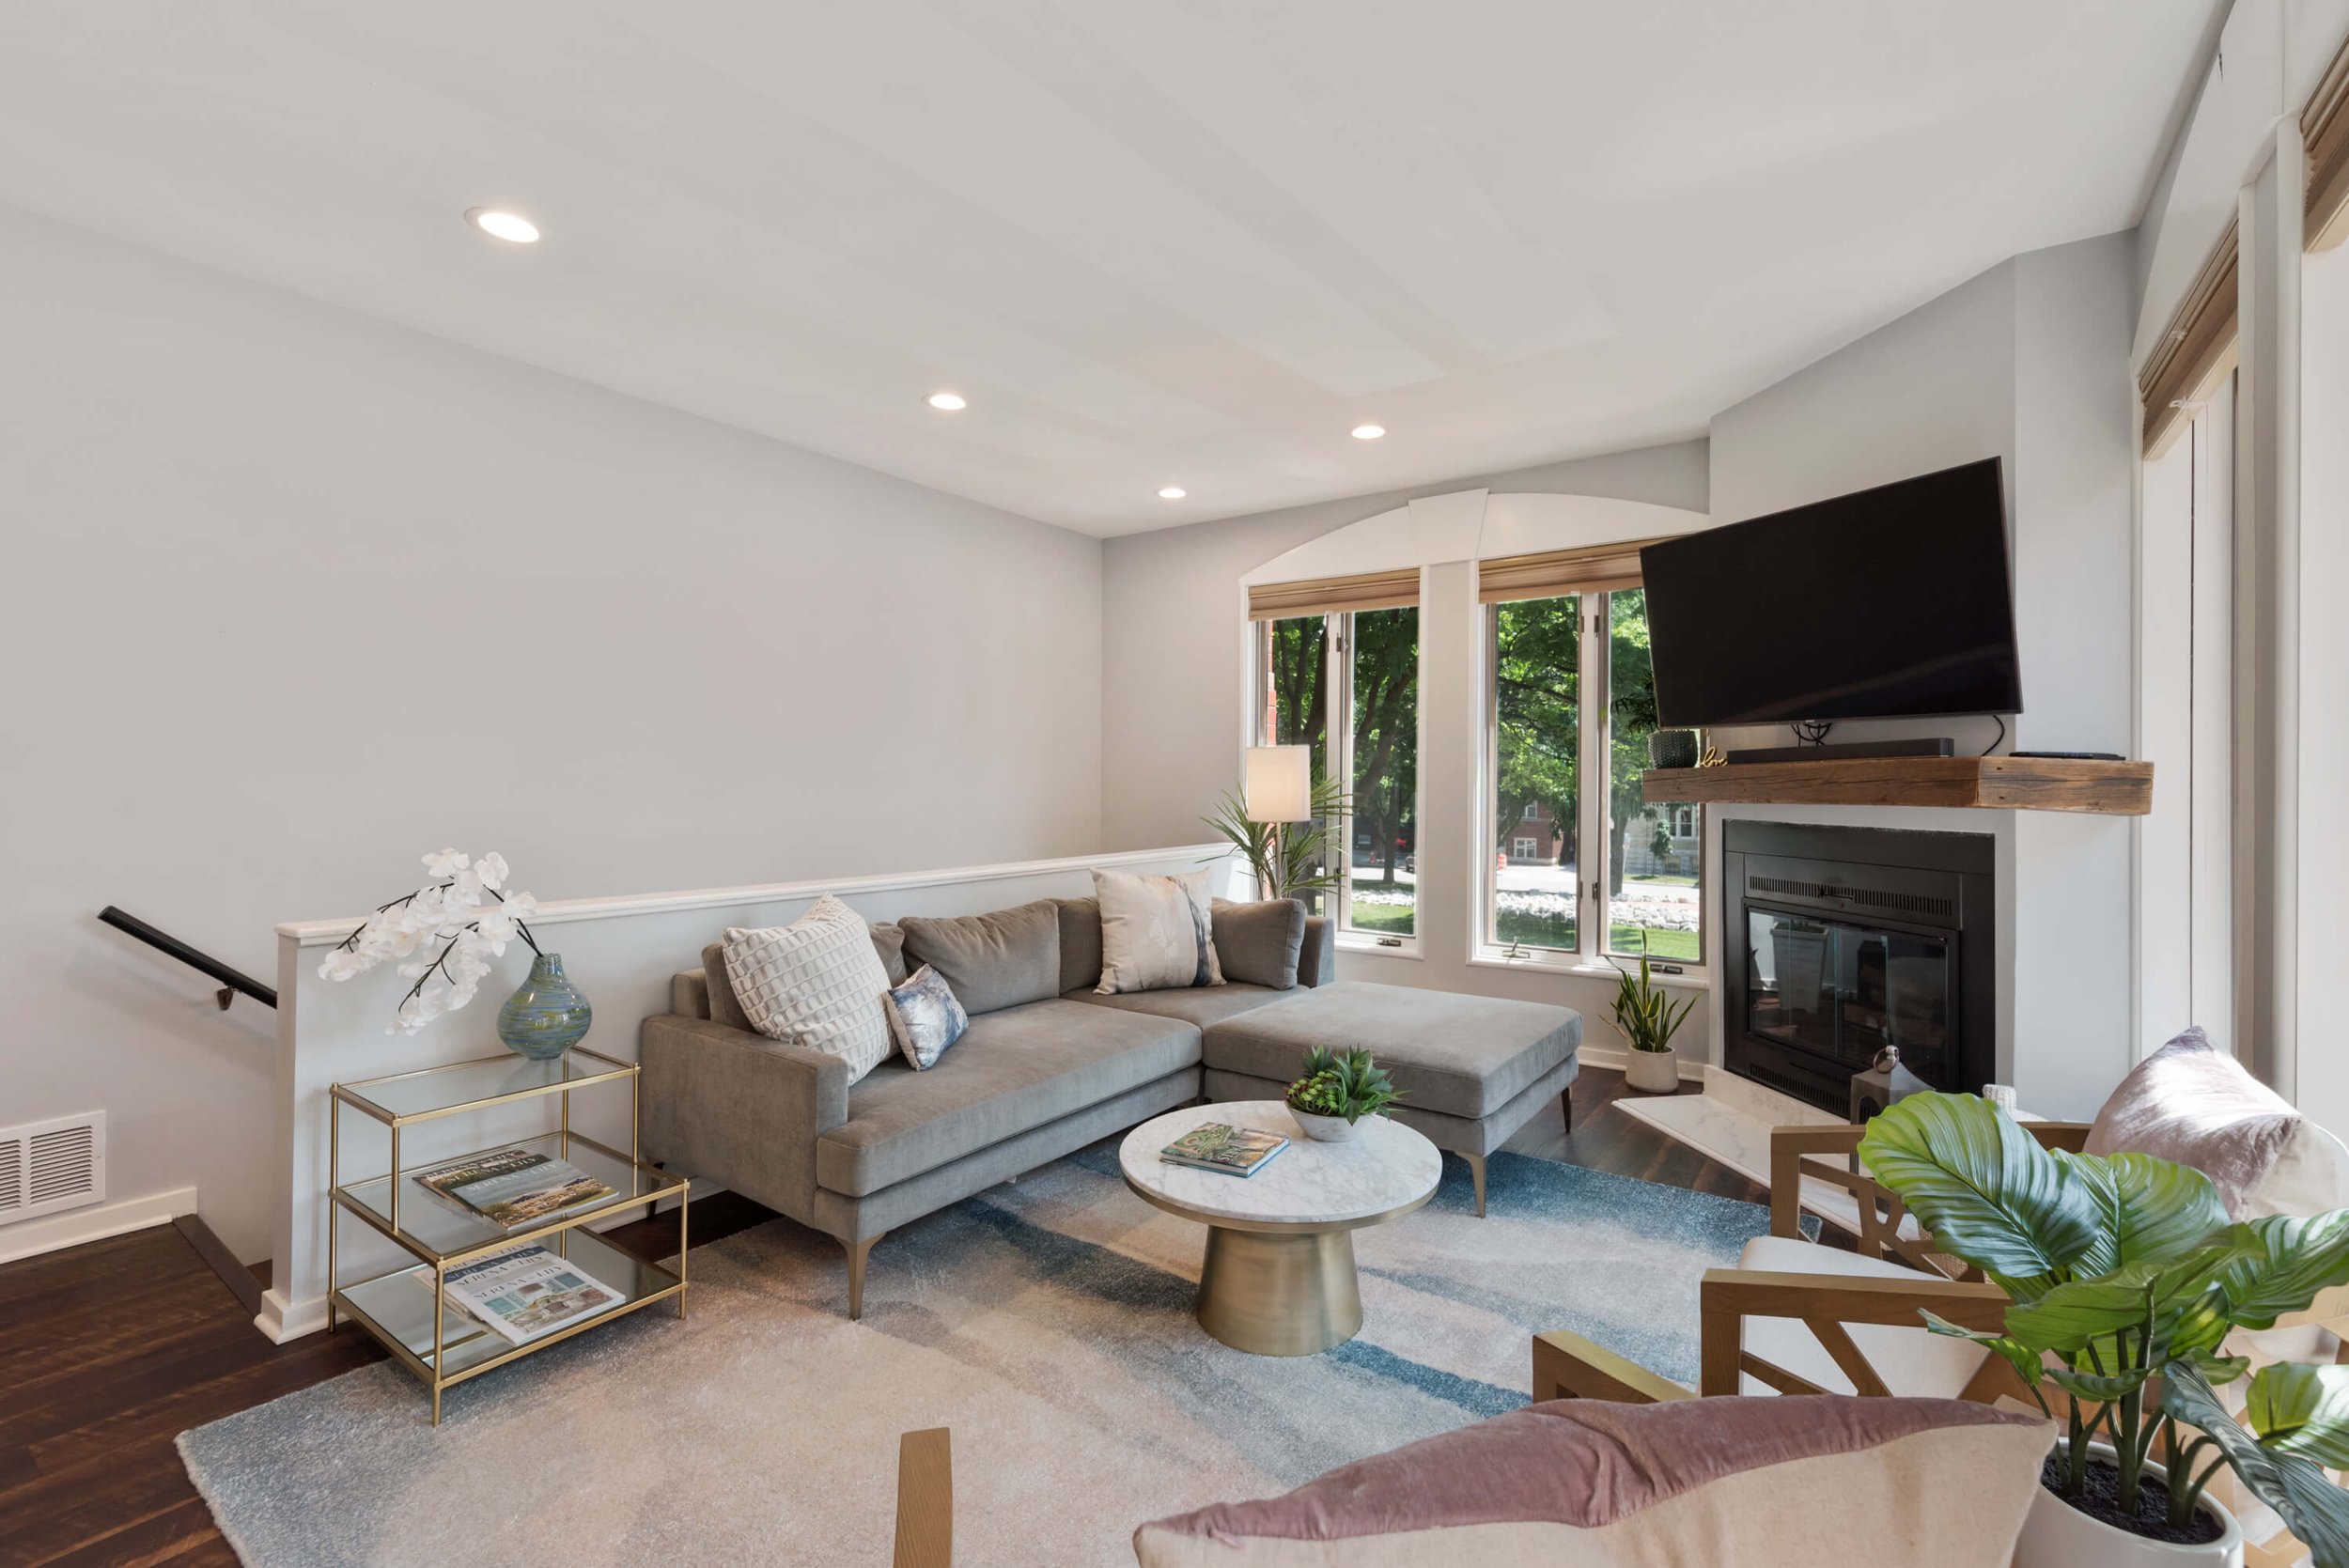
{"left": 1202, "top": 776, "right": 1351, "bottom": 901}
{"left": 1859, "top": 1092, "right": 2349, "bottom": 1560}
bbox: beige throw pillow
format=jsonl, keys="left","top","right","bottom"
{"left": 1093, "top": 868, "right": 1223, "bottom": 994}
{"left": 721, "top": 894, "right": 894, "bottom": 1083}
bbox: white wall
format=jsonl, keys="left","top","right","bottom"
{"left": 0, "top": 205, "right": 1105, "bottom": 1265}
{"left": 1098, "top": 441, "right": 1710, "bottom": 852}
{"left": 1707, "top": 233, "right": 2139, "bottom": 1117}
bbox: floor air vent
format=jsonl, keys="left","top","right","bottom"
{"left": 0, "top": 1111, "right": 105, "bottom": 1226}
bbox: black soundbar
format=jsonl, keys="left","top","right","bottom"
{"left": 1719, "top": 737, "right": 1955, "bottom": 766}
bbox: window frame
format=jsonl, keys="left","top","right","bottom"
{"left": 1250, "top": 600, "right": 1424, "bottom": 958}
{"left": 1474, "top": 586, "right": 1707, "bottom": 979}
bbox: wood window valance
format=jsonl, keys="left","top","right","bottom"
{"left": 1476, "top": 538, "right": 1667, "bottom": 604}
{"left": 2308, "top": 30, "right": 2349, "bottom": 252}
{"left": 2139, "top": 225, "right": 2237, "bottom": 458}
{"left": 1246, "top": 568, "right": 1420, "bottom": 621}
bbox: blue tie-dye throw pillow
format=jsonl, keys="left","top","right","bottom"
{"left": 884, "top": 964, "right": 970, "bottom": 1069}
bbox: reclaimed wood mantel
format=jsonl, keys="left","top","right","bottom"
{"left": 1641, "top": 755, "right": 2153, "bottom": 815}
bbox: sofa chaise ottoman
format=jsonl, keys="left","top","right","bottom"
{"left": 642, "top": 893, "right": 1579, "bottom": 1314}
{"left": 1200, "top": 980, "right": 1580, "bottom": 1217}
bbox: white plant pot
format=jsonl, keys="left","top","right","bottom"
{"left": 1290, "top": 1109, "right": 1361, "bottom": 1141}
{"left": 2013, "top": 1445, "right": 2243, "bottom": 1568}
{"left": 1624, "top": 1048, "right": 1681, "bottom": 1094}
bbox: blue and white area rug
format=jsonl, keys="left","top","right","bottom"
{"left": 180, "top": 1147, "right": 1791, "bottom": 1567}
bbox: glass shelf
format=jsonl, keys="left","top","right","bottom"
{"left": 334, "top": 1048, "right": 635, "bottom": 1126}
{"left": 335, "top": 1130, "right": 685, "bottom": 1263}
{"left": 334, "top": 1227, "right": 681, "bottom": 1385}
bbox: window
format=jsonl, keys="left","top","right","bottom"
{"left": 1489, "top": 595, "right": 1579, "bottom": 953}
{"left": 1481, "top": 547, "right": 1702, "bottom": 969}
{"left": 1346, "top": 606, "right": 1420, "bottom": 936}
{"left": 1254, "top": 613, "right": 1332, "bottom": 913}
{"left": 1250, "top": 577, "right": 1421, "bottom": 942}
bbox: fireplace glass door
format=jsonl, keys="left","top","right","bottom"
{"left": 1745, "top": 910, "right": 1954, "bottom": 1089}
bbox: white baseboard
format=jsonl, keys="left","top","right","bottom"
{"left": 0, "top": 1185, "right": 197, "bottom": 1265}
{"left": 1576, "top": 1045, "right": 1705, "bottom": 1082}
{"left": 256, "top": 1284, "right": 331, "bottom": 1343}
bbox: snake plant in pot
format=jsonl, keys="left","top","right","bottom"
{"left": 1608, "top": 954, "right": 1694, "bottom": 1094}
{"left": 1858, "top": 1092, "right": 2349, "bottom": 1567}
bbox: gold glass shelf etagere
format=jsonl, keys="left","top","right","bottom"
{"left": 328, "top": 1046, "right": 688, "bottom": 1423}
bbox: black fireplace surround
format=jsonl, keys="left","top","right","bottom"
{"left": 1723, "top": 821, "right": 1996, "bottom": 1117}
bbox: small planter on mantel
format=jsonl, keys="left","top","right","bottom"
{"left": 2012, "top": 1446, "right": 2243, "bottom": 1568}
{"left": 1623, "top": 1048, "right": 1680, "bottom": 1094}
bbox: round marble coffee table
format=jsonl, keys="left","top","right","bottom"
{"left": 1118, "top": 1100, "right": 1440, "bottom": 1357}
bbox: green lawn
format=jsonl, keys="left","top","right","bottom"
{"left": 1349, "top": 900, "right": 1699, "bottom": 961}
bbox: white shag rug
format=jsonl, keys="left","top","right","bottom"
{"left": 180, "top": 1144, "right": 1787, "bottom": 1566}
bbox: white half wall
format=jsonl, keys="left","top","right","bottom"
{"left": 0, "top": 204, "right": 1105, "bottom": 1267}
{"left": 261, "top": 844, "right": 1241, "bottom": 1341}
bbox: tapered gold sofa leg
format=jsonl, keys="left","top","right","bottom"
{"left": 848, "top": 1233, "right": 884, "bottom": 1320}
{"left": 1463, "top": 1152, "right": 1487, "bottom": 1218}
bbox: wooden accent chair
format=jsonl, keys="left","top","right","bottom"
{"left": 894, "top": 1428, "right": 953, "bottom": 1568}
{"left": 1536, "top": 1119, "right": 2092, "bottom": 1406}
{"left": 1532, "top": 1118, "right": 2332, "bottom": 1568}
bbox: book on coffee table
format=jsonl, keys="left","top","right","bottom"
{"left": 1160, "top": 1123, "right": 1288, "bottom": 1177}
{"left": 412, "top": 1146, "right": 614, "bottom": 1229}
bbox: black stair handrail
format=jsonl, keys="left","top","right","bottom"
{"left": 99, "top": 906, "right": 278, "bottom": 1009}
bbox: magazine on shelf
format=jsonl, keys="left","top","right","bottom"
{"left": 1159, "top": 1123, "right": 1288, "bottom": 1177}
{"left": 413, "top": 1146, "right": 614, "bottom": 1229}
{"left": 441, "top": 1243, "right": 625, "bottom": 1346}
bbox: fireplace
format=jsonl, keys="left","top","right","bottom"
{"left": 1722, "top": 821, "right": 1996, "bottom": 1116}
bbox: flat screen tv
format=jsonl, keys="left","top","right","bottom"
{"left": 1640, "top": 458, "right": 2023, "bottom": 727}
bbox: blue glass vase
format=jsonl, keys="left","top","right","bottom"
{"left": 497, "top": 953, "right": 592, "bottom": 1062}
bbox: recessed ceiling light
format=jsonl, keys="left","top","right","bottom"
{"left": 465, "top": 208, "right": 540, "bottom": 243}
{"left": 1351, "top": 424, "right": 1386, "bottom": 441}
{"left": 926, "top": 392, "right": 968, "bottom": 411}
{"left": 1158, "top": 486, "right": 1187, "bottom": 500}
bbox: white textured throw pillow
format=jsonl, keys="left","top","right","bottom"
{"left": 722, "top": 894, "right": 893, "bottom": 1083}
{"left": 1093, "top": 868, "right": 1224, "bottom": 994}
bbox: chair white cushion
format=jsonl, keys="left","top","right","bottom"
{"left": 1735, "top": 1236, "right": 1991, "bottom": 1400}
{"left": 721, "top": 894, "right": 894, "bottom": 1084}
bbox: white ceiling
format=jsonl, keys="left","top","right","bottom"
{"left": 0, "top": 2, "right": 2220, "bottom": 536}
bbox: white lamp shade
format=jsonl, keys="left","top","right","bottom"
{"left": 1243, "top": 745, "right": 1314, "bottom": 823}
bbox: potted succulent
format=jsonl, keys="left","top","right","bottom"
{"left": 1859, "top": 1092, "right": 2349, "bottom": 1567}
{"left": 1285, "top": 1047, "right": 1403, "bottom": 1141}
{"left": 1608, "top": 953, "right": 1694, "bottom": 1094}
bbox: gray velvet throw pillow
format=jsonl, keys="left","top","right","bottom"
{"left": 899, "top": 899, "right": 1061, "bottom": 1016}
{"left": 1210, "top": 897, "right": 1308, "bottom": 989}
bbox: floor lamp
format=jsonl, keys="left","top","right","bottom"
{"left": 1242, "top": 745, "right": 1313, "bottom": 900}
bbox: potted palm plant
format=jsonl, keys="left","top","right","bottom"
{"left": 1284, "top": 1047, "right": 1403, "bottom": 1141}
{"left": 1202, "top": 775, "right": 1351, "bottom": 902}
{"left": 1859, "top": 1092, "right": 2349, "bottom": 1567}
{"left": 1608, "top": 953, "right": 1694, "bottom": 1093}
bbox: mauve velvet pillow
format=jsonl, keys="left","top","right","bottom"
{"left": 1133, "top": 1396, "right": 2051, "bottom": 1568}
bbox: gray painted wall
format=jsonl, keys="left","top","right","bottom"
{"left": 1, "top": 206, "right": 1105, "bottom": 1263}
{"left": 1707, "top": 232, "right": 2138, "bottom": 1117}
{"left": 1097, "top": 441, "right": 1710, "bottom": 851}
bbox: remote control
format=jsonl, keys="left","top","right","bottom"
{"left": 2008, "top": 751, "right": 2125, "bottom": 761}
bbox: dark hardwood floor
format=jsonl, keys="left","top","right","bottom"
{"left": 0, "top": 1065, "right": 1742, "bottom": 1566}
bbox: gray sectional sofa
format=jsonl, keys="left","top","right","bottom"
{"left": 642, "top": 893, "right": 1579, "bottom": 1317}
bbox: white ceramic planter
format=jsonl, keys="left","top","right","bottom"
{"left": 2013, "top": 1447, "right": 2243, "bottom": 1568}
{"left": 1289, "top": 1109, "right": 1361, "bottom": 1141}
{"left": 1624, "top": 1048, "right": 1681, "bottom": 1094}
